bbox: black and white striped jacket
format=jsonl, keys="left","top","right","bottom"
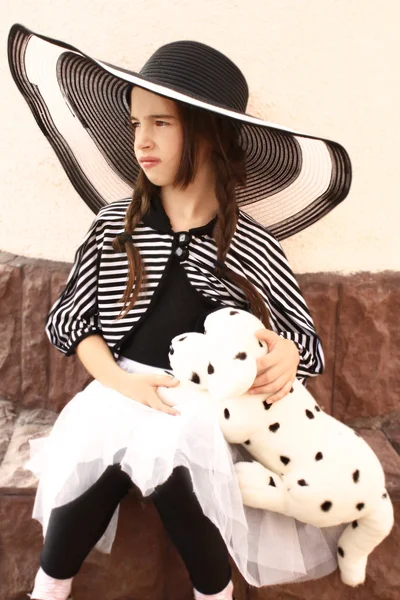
{"left": 45, "top": 197, "right": 324, "bottom": 379}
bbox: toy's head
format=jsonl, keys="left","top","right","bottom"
{"left": 168, "top": 307, "right": 268, "bottom": 399}
{"left": 168, "top": 332, "right": 209, "bottom": 390}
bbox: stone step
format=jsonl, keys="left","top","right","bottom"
{"left": 1, "top": 407, "right": 399, "bottom": 599}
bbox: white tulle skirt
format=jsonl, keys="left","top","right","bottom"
{"left": 27, "top": 356, "right": 344, "bottom": 587}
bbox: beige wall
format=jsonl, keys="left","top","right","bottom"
{"left": 1, "top": 0, "right": 399, "bottom": 274}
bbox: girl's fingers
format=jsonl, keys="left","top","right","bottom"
{"left": 254, "top": 328, "right": 280, "bottom": 345}
{"left": 249, "top": 374, "right": 288, "bottom": 396}
{"left": 157, "top": 374, "right": 180, "bottom": 387}
{"left": 266, "top": 380, "right": 294, "bottom": 404}
{"left": 148, "top": 394, "right": 179, "bottom": 415}
{"left": 256, "top": 352, "right": 277, "bottom": 372}
{"left": 252, "top": 365, "right": 281, "bottom": 388}
{"left": 140, "top": 373, "right": 180, "bottom": 388}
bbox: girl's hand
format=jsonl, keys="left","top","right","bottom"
{"left": 249, "top": 330, "right": 300, "bottom": 403}
{"left": 119, "top": 372, "right": 181, "bottom": 416}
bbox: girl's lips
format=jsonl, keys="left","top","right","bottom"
{"left": 141, "top": 160, "right": 160, "bottom": 169}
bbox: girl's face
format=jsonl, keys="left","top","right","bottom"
{"left": 130, "top": 87, "right": 183, "bottom": 187}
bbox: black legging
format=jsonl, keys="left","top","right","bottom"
{"left": 40, "top": 464, "right": 232, "bottom": 595}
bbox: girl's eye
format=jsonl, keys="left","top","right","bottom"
{"left": 130, "top": 121, "right": 168, "bottom": 128}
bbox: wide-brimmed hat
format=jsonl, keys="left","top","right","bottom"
{"left": 8, "top": 23, "right": 351, "bottom": 240}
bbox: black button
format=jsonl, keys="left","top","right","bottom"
{"left": 175, "top": 246, "right": 189, "bottom": 261}
{"left": 176, "top": 231, "right": 191, "bottom": 245}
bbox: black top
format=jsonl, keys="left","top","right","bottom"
{"left": 118, "top": 198, "right": 222, "bottom": 369}
{"left": 119, "top": 256, "right": 218, "bottom": 369}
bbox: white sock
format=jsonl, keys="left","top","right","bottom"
{"left": 30, "top": 567, "right": 73, "bottom": 600}
{"left": 194, "top": 580, "right": 234, "bottom": 600}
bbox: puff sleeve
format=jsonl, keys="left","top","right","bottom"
{"left": 45, "top": 216, "right": 102, "bottom": 356}
{"left": 261, "top": 238, "right": 324, "bottom": 380}
{"left": 234, "top": 218, "right": 325, "bottom": 380}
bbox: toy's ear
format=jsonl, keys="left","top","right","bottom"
{"left": 207, "top": 352, "right": 258, "bottom": 400}
{"left": 204, "top": 307, "right": 265, "bottom": 336}
{"left": 168, "top": 332, "right": 209, "bottom": 389}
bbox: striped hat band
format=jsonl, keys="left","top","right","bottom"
{"left": 7, "top": 23, "right": 352, "bottom": 240}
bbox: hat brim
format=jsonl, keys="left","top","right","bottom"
{"left": 8, "top": 23, "right": 352, "bottom": 240}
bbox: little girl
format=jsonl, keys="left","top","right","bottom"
{"left": 8, "top": 24, "right": 351, "bottom": 600}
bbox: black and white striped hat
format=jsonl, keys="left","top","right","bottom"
{"left": 8, "top": 23, "right": 351, "bottom": 240}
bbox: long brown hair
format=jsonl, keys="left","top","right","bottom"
{"left": 112, "top": 91, "right": 269, "bottom": 326}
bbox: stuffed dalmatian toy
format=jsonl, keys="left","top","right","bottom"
{"left": 162, "top": 307, "right": 394, "bottom": 587}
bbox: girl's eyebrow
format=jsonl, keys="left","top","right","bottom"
{"left": 130, "top": 114, "right": 176, "bottom": 121}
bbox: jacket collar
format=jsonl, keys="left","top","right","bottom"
{"left": 141, "top": 194, "right": 217, "bottom": 236}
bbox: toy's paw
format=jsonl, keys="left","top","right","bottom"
{"left": 339, "top": 558, "right": 367, "bottom": 587}
{"left": 235, "top": 460, "right": 269, "bottom": 484}
{"left": 235, "top": 461, "right": 284, "bottom": 511}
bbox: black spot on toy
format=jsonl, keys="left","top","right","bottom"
{"left": 280, "top": 456, "right": 290, "bottom": 466}
{"left": 356, "top": 502, "right": 365, "bottom": 511}
{"left": 258, "top": 341, "right": 263, "bottom": 348}
{"left": 269, "top": 477, "right": 276, "bottom": 487}
{"left": 289, "top": 387, "right": 294, "bottom": 393}
{"left": 353, "top": 469, "right": 360, "bottom": 483}
{"left": 190, "top": 372, "right": 200, "bottom": 385}
{"left": 207, "top": 363, "right": 215, "bottom": 375}
{"left": 305, "top": 409, "right": 315, "bottom": 419}
{"left": 169, "top": 345, "right": 174, "bottom": 355}
{"left": 297, "top": 479, "right": 308, "bottom": 486}
{"left": 263, "top": 400, "right": 272, "bottom": 410}
{"left": 315, "top": 405, "right": 321, "bottom": 412}
{"left": 244, "top": 440, "right": 251, "bottom": 445}
{"left": 178, "top": 335, "right": 187, "bottom": 342}
{"left": 383, "top": 492, "right": 388, "bottom": 499}
{"left": 315, "top": 452, "right": 323, "bottom": 461}
{"left": 338, "top": 547, "right": 345, "bottom": 558}
{"left": 352, "top": 520, "right": 358, "bottom": 529}
{"left": 269, "top": 423, "right": 280, "bottom": 432}
{"left": 229, "top": 310, "right": 239, "bottom": 316}
{"left": 235, "top": 352, "right": 247, "bottom": 360}
{"left": 224, "top": 408, "right": 230, "bottom": 419}
{"left": 321, "top": 500, "right": 332, "bottom": 512}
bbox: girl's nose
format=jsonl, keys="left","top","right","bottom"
{"left": 137, "top": 138, "right": 153, "bottom": 150}
{"left": 136, "top": 127, "right": 154, "bottom": 150}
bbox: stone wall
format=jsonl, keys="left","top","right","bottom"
{"left": 0, "top": 252, "right": 399, "bottom": 600}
